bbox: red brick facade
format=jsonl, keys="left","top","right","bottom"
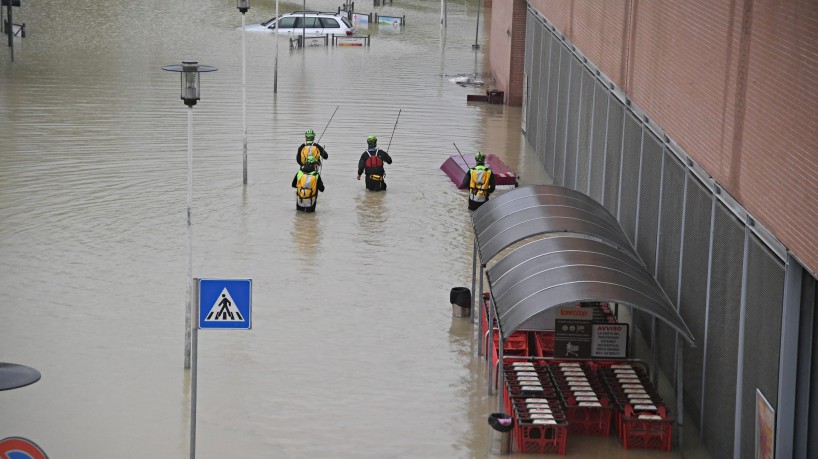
{"left": 487, "top": 0, "right": 528, "bottom": 106}
{"left": 492, "top": 0, "right": 818, "bottom": 274}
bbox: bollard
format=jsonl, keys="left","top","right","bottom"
{"left": 488, "top": 412, "right": 514, "bottom": 455}
{"left": 449, "top": 287, "right": 471, "bottom": 317}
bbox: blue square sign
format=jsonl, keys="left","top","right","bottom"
{"left": 198, "top": 279, "right": 252, "bottom": 329}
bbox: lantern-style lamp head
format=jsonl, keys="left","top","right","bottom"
{"left": 237, "top": 0, "right": 249, "bottom": 13}
{"left": 161, "top": 61, "right": 218, "bottom": 107}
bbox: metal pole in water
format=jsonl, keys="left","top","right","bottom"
{"left": 274, "top": 0, "right": 279, "bottom": 93}
{"left": 242, "top": 11, "right": 248, "bottom": 185}
{"left": 472, "top": 0, "right": 480, "bottom": 49}
{"left": 184, "top": 105, "right": 194, "bottom": 369}
{"left": 189, "top": 280, "right": 199, "bottom": 459}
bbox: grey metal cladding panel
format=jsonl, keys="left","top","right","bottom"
{"left": 657, "top": 154, "right": 685, "bottom": 304}
{"left": 652, "top": 154, "right": 682, "bottom": 378}
{"left": 544, "top": 38, "right": 561, "bottom": 175}
{"left": 553, "top": 46, "right": 571, "bottom": 185}
{"left": 740, "top": 236, "right": 784, "bottom": 459}
{"left": 604, "top": 100, "right": 624, "bottom": 215}
{"left": 589, "top": 81, "right": 608, "bottom": 204}
{"left": 564, "top": 57, "right": 582, "bottom": 189}
{"left": 524, "top": 13, "right": 534, "bottom": 78}
{"left": 701, "top": 204, "right": 744, "bottom": 459}
{"left": 656, "top": 320, "right": 677, "bottom": 390}
{"left": 526, "top": 21, "right": 542, "bottom": 148}
{"left": 636, "top": 132, "right": 663, "bottom": 274}
{"left": 576, "top": 71, "right": 594, "bottom": 195}
{"left": 537, "top": 32, "right": 552, "bottom": 163}
{"left": 680, "top": 177, "right": 712, "bottom": 426}
{"left": 619, "top": 112, "right": 642, "bottom": 242}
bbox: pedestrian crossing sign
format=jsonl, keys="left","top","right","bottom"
{"left": 198, "top": 279, "right": 252, "bottom": 329}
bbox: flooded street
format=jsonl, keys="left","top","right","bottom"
{"left": 1, "top": 1, "right": 705, "bottom": 458}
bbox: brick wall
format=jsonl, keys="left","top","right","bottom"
{"left": 487, "top": 0, "right": 527, "bottom": 106}
{"left": 488, "top": 1, "right": 513, "bottom": 97}
{"left": 520, "top": 0, "right": 818, "bottom": 274}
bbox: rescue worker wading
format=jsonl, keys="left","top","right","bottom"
{"left": 357, "top": 135, "right": 393, "bottom": 191}
{"left": 292, "top": 156, "right": 325, "bottom": 212}
{"left": 460, "top": 151, "right": 496, "bottom": 210}
{"left": 297, "top": 129, "right": 328, "bottom": 167}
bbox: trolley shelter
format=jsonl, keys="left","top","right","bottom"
{"left": 468, "top": 185, "right": 696, "bottom": 419}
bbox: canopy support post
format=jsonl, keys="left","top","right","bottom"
{"left": 487, "top": 295, "right": 494, "bottom": 394}
{"left": 479, "top": 263, "right": 486, "bottom": 354}
{"left": 471, "top": 238, "right": 478, "bottom": 324}
{"left": 676, "top": 338, "right": 685, "bottom": 448}
{"left": 651, "top": 317, "right": 659, "bottom": 387}
{"left": 494, "top": 335, "right": 505, "bottom": 400}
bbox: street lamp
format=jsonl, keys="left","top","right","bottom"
{"left": 161, "top": 61, "right": 218, "bottom": 370}
{"left": 237, "top": 0, "right": 249, "bottom": 185}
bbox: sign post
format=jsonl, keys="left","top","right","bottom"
{"left": 190, "top": 278, "right": 252, "bottom": 458}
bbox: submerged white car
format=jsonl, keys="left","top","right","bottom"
{"left": 245, "top": 11, "right": 355, "bottom": 36}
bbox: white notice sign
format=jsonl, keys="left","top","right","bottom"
{"left": 591, "top": 323, "right": 629, "bottom": 358}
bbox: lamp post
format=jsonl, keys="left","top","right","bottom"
{"left": 161, "top": 61, "right": 218, "bottom": 370}
{"left": 472, "top": 0, "right": 481, "bottom": 49}
{"left": 237, "top": 0, "right": 249, "bottom": 185}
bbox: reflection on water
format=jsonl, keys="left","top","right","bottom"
{"left": 291, "top": 211, "right": 321, "bottom": 261}
{"left": 354, "top": 189, "right": 389, "bottom": 246}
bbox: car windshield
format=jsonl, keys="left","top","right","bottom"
{"left": 261, "top": 17, "right": 277, "bottom": 26}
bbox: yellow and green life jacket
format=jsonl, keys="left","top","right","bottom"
{"left": 469, "top": 165, "right": 492, "bottom": 202}
{"left": 300, "top": 144, "right": 321, "bottom": 165}
{"left": 296, "top": 170, "right": 319, "bottom": 207}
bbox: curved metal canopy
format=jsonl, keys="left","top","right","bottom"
{"left": 472, "top": 185, "right": 637, "bottom": 263}
{"left": 472, "top": 185, "right": 695, "bottom": 346}
{"left": 486, "top": 236, "right": 695, "bottom": 344}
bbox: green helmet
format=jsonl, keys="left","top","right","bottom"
{"left": 367, "top": 135, "right": 377, "bottom": 147}
{"left": 305, "top": 155, "right": 319, "bottom": 165}
{"left": 305, "top": 129, "right": 315, "bottom": 141}
{"left": 475, "top": 151, "right": 486, "bottom": 163}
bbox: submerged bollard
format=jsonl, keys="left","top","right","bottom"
{"left": 450, "top": 287, "right": 471, "bottom": 317}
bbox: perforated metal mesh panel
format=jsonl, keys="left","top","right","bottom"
{"left": 576, "top": 70, "right": 594, "bottom": 195}
{"left": 701, "top": 204, "right": 744, "bottom": 459}
{"left": 680, "top": 178, "right": 712, "bottom": 426}
{"left": 563, "top": 56, "right": 582, "bottom": 189}
{"left": 619, "top": 112, "right": 642, "bottom": 241}
{"left": 604, "top": 101, "right": 624, "bottom": 216}
{"left": 658, "top": 154, "right": 685, "bottom": 303}
{"left": 537, "top": 30, "right": 553, "bottom": 166}
{"left": 739, "top": 236, "right": 784, "bottom": 458}
{"left": 544, "top": 37, "right": 560, "bottom": 173}
{"left": 655, "top": 153, "right": 686, "bottom": 380}
{"left": 636, "top": 132, "right": 663, "bottom": 274}
{"left": 589, "top": 81, "right": 608, "bottom": 204}
{"left": 524, "top": 16, "right": 540, "bottom": 147}
{"left": 552, "top": 46, "right": 571, "bottom": 185}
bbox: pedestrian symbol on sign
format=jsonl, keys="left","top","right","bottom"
{"left": 204, "top": 288, "right": 244, "bottom": 322}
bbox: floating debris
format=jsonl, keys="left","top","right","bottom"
{"left": 443, "top": 73, "right": 485, "bottom": 88}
